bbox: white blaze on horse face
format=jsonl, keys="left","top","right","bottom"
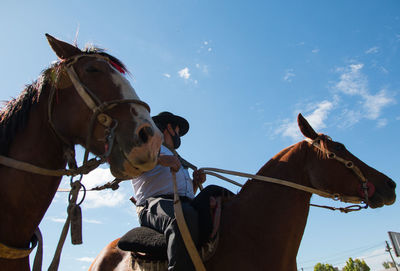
{"left": 110, "top": 71, "right": 155, "bottom": 127}
{"left": 110, "top": 71, "right": 162, "bottom": 176}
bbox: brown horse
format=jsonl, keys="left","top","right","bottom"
{"left": 89, "top": 113, "right": 396, "bottom": 271}
{"left": 0, "top": 34, "right": 163, "bottom": 271}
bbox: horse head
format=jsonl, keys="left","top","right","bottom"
{"left": 297, "top": 113, "right": 396, "bottom": 208}
{"left": 45, "top": 34, "right": 162, "bottom": 178}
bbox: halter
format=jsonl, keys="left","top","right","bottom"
{"left": 0, "top": 54, "right": 151, "bottom": 262}
{"left": 198, "top": 135, "right": 373, "bottom": 213}
{"left": 48, "top": 53, "right": 151, "bottom": 171}
{"left": 0, "top": 53, "right": 151, "bottom": 177}
{"left": 305, "top": 135, "right": 372, "bottom": 212}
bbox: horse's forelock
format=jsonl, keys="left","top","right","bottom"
{"left": 316, "top": 134, "right": 332, "bottom": 154}
{"left": 83, "top": 46, "right": 129, "bottom": 74}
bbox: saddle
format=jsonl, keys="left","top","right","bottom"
{"left": 117, "top": 190, "right": 227, "bottom": 264}
{"left": 118, "top": 226, "right": 168, "bottom": 261}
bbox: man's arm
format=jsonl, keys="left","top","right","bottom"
{"left": 158, "top": 154, "right": 181, "bottom": 172}
{"left": 192, "top": 169, "right": 206, "bottom": 194}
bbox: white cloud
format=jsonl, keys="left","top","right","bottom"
{"left": 276, "top": 100, "right": 333, "bottom": 140}
{"left": 379, "top": 66, "right": 389, "bottom": 74}
{"left": 336, "top": 63, "right": 367, "bottom": 96}
{"left": 312, "top": 48, "right": 320, "bottom": 53}
{"left": 49, "top": 217, "right": 66, "bottom": 223}
{"left": 276, "top": 120, "right": 299, "bottom": 140}
{"left": 338, "top": 109, "right": 363, "bottom": 128}
{"left": 83, "top": 218, "right": 103, "bottom": 224}
{"left": 80, "top": 168, "right": 128, "bottom": 209}
{"left": 48, "top": 215, "right": 103, "bottom": 224}
{"left": 283, "top": 69, "right": 295, "bottom": 82}
{"left": 163, "top": 73, "right": 171, "bottom": 78}
{"left": 335, "top": 63, "right": 396, "bottom": 124}
{"left": 365, "top": 46, "right": 379, "bottom": 54}
{"left": 77, "top": 257, "right": 95, "bottom": 263}
{"left": 363, "top": 90, "right": 395, "bottom": 120}
{"left": 178, "top": 67, "right": 190, "bottom": 79}
{"left": 304, "top": 101, "right": 334, "bottom": 130}
{"left": 273, "top": 62, "right": 396, "bottom": 140}
{"left": 376, "top": 118, "right": 388, "bottom": 128}
{"left": 195, "top": 63, "right": 209, "bottom": 74}
{"left": 81, "top": 167, "right": 114, "bottom": 188}
{"left": 83, "top": 189, "right": 126, "bottom": 209}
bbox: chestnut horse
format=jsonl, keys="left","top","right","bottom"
{"left": 89, "top": 113, "right": 396, "bottom": 271}
{"left": 0, "top": 34, "right": 163, "bottom": 271}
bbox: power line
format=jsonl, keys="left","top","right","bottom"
{"left": 298, "top": 241, "right": 389, "bottom": 271}
{"left": 298, "top": 241, "right": 384, "bottom": 265}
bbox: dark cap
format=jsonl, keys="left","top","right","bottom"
{"left": 152, "top": 112, "right": 189, "bottom": 136}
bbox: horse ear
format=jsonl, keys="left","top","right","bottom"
{"left": 297, "top": 113, "right": 318, "bottom": 140}
{"left": 45, "top": 33, "right": 82, "bottom": 60}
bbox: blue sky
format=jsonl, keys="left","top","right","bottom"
{"left": 1, "top": 1, "right": 399, "bottom": 270}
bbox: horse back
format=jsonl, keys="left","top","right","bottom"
{"left": 89, "top": 238, "right": 132, "bottom": 271}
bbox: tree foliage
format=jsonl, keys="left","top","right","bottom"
{"left": 382, "top": 261, "right": 395, "bottom": 269}
{"left": 343, "top": 257, "right": 370, "bottom": 271}
{"left": 314, "top": 262, "right": 336, "bottom": 271}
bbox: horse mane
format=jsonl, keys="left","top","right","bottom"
{"left": 0, "top": 46, "right": 127, "bottom": 155}
{"left": 237, "top": 143, "right": 297, "bottom": 196}
{"left": 0, "top": 77, "right": 47, "bottom": 155}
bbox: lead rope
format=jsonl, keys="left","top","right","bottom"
{"left": 48, "top": 175, "right": 84, "bottom": 271}
{"left": 172, "top": 172, "right": 206, "bottom": 271}
{"left": 32, "top": 228, "right": 43, "bottom": 271}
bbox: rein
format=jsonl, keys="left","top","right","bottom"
{"left": 305, "top": 136, "right": 370, "bottom": 212}
{"left": 168, "top": 138, "right": 372, "bottom": 271}
{"left": 198, "top": 137, "right": 370, "bottom": 213}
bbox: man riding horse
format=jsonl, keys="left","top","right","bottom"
{"left": 131, "top": 112, "right": 230, "bottom": 271}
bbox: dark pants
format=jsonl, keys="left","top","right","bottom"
{"left": 138, "top": 185, "right": 233, "bottom": 271}
{"left": 139, "top": 195, "right": 199, "bottom": 271}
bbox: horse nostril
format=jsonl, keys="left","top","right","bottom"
{"left": 138, "top": 126, "right": 154, "bottom": 144}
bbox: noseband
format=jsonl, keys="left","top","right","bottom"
{"left": 305, "top": 135, "right": 373, "bottom": 211}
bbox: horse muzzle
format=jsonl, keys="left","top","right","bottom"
{"left": 108, "top": 124, "right": 163, "bottom": 178}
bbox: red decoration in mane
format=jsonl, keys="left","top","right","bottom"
{"left": 110, "top": 60, "right": 126, "bottom": 74}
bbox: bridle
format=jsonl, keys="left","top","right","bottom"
{"left": 199, "top": 135, "right": 373, "bottom": 213}
{"left": 305, "top": 135, "right": 373, "bottom": 212}
{"left": 48, "top": 53, "right": 151, "bottom": 172}
{"left": 0, "top": 53, "right": 151, "bottom": 177}
{"left": 0, "top": 53, "right": 151, "bottom": 262}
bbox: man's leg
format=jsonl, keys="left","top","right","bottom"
{"left": 191, "top": 185, "right": 234, "bottom": 245}
{"left": 139, "top": 197, "right": 199, "bottom": 271}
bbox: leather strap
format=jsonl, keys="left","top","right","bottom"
{"left": 172, "top": 172, "right": 206, "bottom": 271}
{"left": 0, "top": 229, "right": 39, "bottom": 260}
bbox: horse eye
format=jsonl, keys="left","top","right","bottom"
{"left": 86, "top": 66, "right": 100, "bottom": 73}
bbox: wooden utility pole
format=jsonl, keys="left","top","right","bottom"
{"left": 386, "top": 240, "right": 399, "bottom": 271}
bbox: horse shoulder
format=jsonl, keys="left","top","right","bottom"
{"left": 89, "top": 238, "right": 132, "bottom": 271}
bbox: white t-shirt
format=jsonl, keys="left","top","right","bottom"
{"left": 131, "top": 145, "right": 195, "bottom": 206}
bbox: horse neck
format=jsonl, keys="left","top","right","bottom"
{"left": 217, "top": 142, "right": 313, "bottom": 268}
{"left": 0, "top": 83, "right": 67, "bottom": 249}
